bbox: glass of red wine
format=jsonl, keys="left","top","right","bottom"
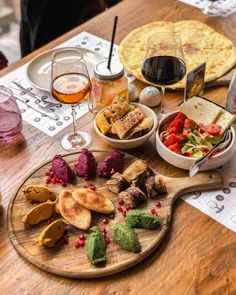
{"left": 142, "top": 33, "right": 186, "bottom": 115}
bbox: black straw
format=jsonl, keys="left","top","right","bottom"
{"left": 107, "top": 16, "right": 118, "bottom": 70}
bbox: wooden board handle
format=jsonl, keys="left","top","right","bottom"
{"left": 163, "top": 170, "right": 223, "bottom": 203}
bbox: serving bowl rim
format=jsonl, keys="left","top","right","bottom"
{"left": 156, "top": 111, "right": 235, "bottom": 160}
{"left": 94, "top": 102, "right": 158, "bottom": 143}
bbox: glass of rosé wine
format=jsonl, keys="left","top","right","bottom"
{"left": 51, "top": 47, "right": 92, "bottom": 151}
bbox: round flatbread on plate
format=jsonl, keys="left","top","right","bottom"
{"left": 119, "top": 20, "right": 236, "bottom": 89}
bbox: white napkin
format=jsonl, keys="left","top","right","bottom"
{"left": 179, "top": 0, "right": 236, "bottom": 17}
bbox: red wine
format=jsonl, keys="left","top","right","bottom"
{"left": 142, "top": 56, "right": 186, "bottom": 86}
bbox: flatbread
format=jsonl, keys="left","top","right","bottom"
{"left": 72, "top": 188, "right": 115, "bottom": 214}
{"left": 119, "top": 20, "right": 236, "bottom": 89}
{"left": 59, "top": 189, "right": 91, "bottom": 230}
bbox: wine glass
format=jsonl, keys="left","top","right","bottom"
{"left": 142, "top": 32, "right": 186, "bottom": 115}
{"left": 51, "top": 47, "right": 92, "bottom": 151}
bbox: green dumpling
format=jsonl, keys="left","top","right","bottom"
{"left": 125, "top": 209, "right": 161, "bottom": 229}
{"left": 85, "top": 226, "right": 106, "bottom": 265}
{"left": 110, "top": 224, "right": 141, "bottom": 253}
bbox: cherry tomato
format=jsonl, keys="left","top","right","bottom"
{"left": 164, "top": 134, "right": 182, "bottom": 147}
{"left": 174, "top": 112, "right": 187, "bottom": 122}
{"left": 168, "top": 142, "right": 180, "bottom": 154}
{"left": 184, "top": 118, "right": 196, "bottom": 129}
{"left": 206, "top": 123, "right": 221, "bottom": 135}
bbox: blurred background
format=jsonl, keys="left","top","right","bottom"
{"left": 0, "top": 0, "right": 20, "bottom": 64}
{"left": 0, "top": 0, "right": 120, "bottom": 66}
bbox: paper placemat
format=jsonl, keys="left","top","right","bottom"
{"left": 183, "top": 133, "right": 236, "bottom": 233}
{"left": 180, "top": 0, "right": 236, "bottom": 17}
{"left": 0, "top": 31, "right": 130, "bottom": 136}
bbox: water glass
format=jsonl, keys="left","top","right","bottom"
{"left": 0, "top": 86, "right": 23, "bottom": 142}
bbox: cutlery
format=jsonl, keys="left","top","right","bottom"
{"left": 189, "top": 129, "right": 232, "bottom": 177}
{"left": 12, "top": 81, "right": 62, "bottom": 109}
{"left": 14, "top": 93, "right": 59, "bottom": 121}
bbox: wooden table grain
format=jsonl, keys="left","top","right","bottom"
{"left": 1, "top": 0, "right": 236, "bottom": 294}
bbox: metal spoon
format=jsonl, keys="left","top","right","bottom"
{"left": 189, "top": 129, "right": 232, "bottom": 177}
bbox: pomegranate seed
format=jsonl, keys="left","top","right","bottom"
{"left": 45, "top": 170, "right": 51, "bottom": 176}
{"left": 45, "top": 180, "right": 50, "bottom": 185}
{"left": 79, "top": 234, "right": 85, "bottom": 240}
{"left": 126, "top": 205, "right": 132, "bottom": 211}
{"left": 84, "top": 176, "right": 89, "bottom": 181}
{"left": 55, "top": 176, "right": 59, "bottom": 183}
{"left": 83, "top": 185, "right": 88, "bottom": 188}
{"left": 122, "top": 211, "right": 127, "bottom": 218}
{"left": 50, "top": 171, "right": 54, "bottom": 177}
{"left": 80, "top": 240, "right": 85, "bottom": 247}
{"left": 109, "top": 214, "right": 115, "bottom": 219}
{"left": 75, "top": 241, "right": 80, "bottom": 248}
{"left": 47, "top": 219, "right": 52, "bottom": 224}
{"left": 102, "top": 228, "right": 107, "bottom": 235}
{"left": 118, "top": 206, "right": 123, "bottom": 213}
{"left": 151, "top": 209, "right": 156, "bottom": 215}
{"left": 89, "top": 184, "right": 96, "bottom": 191}
{"left": 51, "top": 178, "right": 56, "bottom": 184}
{"left": 155, "top": 201, "right": 161, "bottom": 207}
{"left": 102, "top": 219, "right": 109, "bottom": 224}
{"left": 118, "top": 199, "right": 124, "bottom": 205}
{"left": 46, "top": 176, "right": 51, "bottom": 181}
{"left": 61, "top": 181, "right": 66, "bottom": 187}
{"left": 63, "top": 236, "right": 69, "bottom": 244}
{"left": 105, "top": 237, "right": 111, "bottom": 244}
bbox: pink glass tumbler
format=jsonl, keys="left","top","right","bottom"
{"left": 0, "top": 86, "right": 23, "bottom": 142}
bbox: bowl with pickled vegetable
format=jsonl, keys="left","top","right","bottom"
{"left": 156, "top": 111, "right": 235, "bottom": 171}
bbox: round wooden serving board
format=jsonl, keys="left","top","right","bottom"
{"left": 7, "top": 150, "right": 223, "bottom": 278}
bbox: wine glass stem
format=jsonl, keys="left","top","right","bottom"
{"left": 160, "top": 86, "right": 165, "bottom": 114}
{"left": 71, "top": 104, "right": 77, "bottom": 136}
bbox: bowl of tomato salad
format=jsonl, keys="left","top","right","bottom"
{"left": 156, "top": 111, "right": 235, "bottom": 171}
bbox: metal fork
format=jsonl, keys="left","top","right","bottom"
{"left": 189, "top": 129, "right": 232, "bottom": 177}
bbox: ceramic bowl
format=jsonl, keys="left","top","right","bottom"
{"left": 156, "top": 111, "right": 235, "bottom": 170}
{"left": 94, "top": 103, "right": 158, "bottom": 149}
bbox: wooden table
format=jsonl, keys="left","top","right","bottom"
{"left": 1, "top": 0, "right": 236, "bottom": 294}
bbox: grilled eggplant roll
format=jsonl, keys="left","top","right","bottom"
{"left": 154, "top": 175, "right": 167, "bottom": 194}
{"left": 123, "top": 160, "right": 148, "bottom": 183}
{"left": 145, "top": 176, "right": 157, "bottom": 198}
{"left": 106, "top": 172, "right": 129, "bottom": 194}
{"left": 119, "top": 186, "right": 147, "bottom": 208}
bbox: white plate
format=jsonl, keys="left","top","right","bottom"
{"left": 26, "top": 48, "right": 103, "bottom": 92}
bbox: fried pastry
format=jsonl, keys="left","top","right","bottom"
{"left": 72, "top": 188, "right": 115, "bottom": 214}
{"left": 112, "top": 108, "right": 144, "bottom": 139}
{"left": 96, "top": 95, "right": 129, "bottom": 135}
{"left": 59, "top": 189, "right": 91, "bottom": 230}
{"left": 124, "top": 117, "right": 153, "bottom": 139}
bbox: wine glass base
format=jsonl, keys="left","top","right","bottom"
{"left": 60, "top": 131, "right": 92, "bottom": 151}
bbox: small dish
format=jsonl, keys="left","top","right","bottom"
{"left": 156, "top": 111, "right": 236, "bottom": 171}
{"left": 26, "top": 48, "right": 103, "bottom": 92}
{"left": 94, "top": 103, "right": 158, "bottom": 149}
